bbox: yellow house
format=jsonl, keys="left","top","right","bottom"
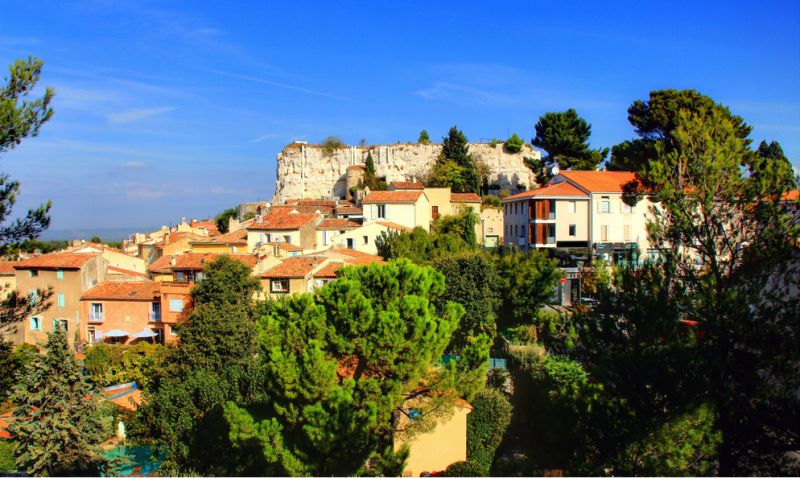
{"left": 316, "top": 218, "right": 362, "bottom": 249}
{"left": 327, "top": 220, "right": 410, "bottom": 255}
{"left": 66, "top": 242, "right": 147, "bottom": 275}
{"left": 362, "top": 191, "right": 432, "bottom": 231}
{"left": 189, "top": 229, "right": 248, "bottom": 254}
{"left": 246, "top": 210, "right": 322, "bottom": 253}
{"left": 394, "top": 398, "right": 473, "bottom": 477}
{"left": 260, "top": 256, "right": 330, "bottom": 298}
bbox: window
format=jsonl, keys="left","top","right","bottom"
{"left": 151, "top": 302, "right": 161, "bottom": 322}
{"left": 547, "top": 224, "right": 556, "bottom": 244}
{"left": 569, "top": 224, "right": 576, "bottom": 236}
{"left": 28, "top": 290, "right": 38, "bottom": 304}
{"left": 432, "top": 205, "right": 439, "bottom": 219}
{"left": 548, "top": 200, "right": 556, "bottom": 220}
{"left": 29, "top": 269, "right": 38, "bottom": 277}
{"left": 514, "top": 203, "right": 518, "bottom": 215}
{"left": 284, "top": 235, "right": 291, "bottom": 244}
{"left": 346, "top": 238, "right": 355, "bottom": 249}
{"left": 57, "top": 294, "right": 65, "bottom": 308}
{"left": 270, "top": 279, "right": 289, "bottom": 293}
{"left": 363, "top": 235, "right": 369, "bottom": 245}
{"left": 232, "top": 246, "right": 237, "bottom": 253}
{"left": 622, "top": 202, "right": 633, "bottom": 214}
{"left": 90, "top": 303, "right": 103, "bottom": 322}
{"left": 29, "top": 317, "right": 41, "bottom": 331}
{"left": 175, "top": 271, "right": 186, "bottom": 282}
{"left": 88, "top": 326, "right": 97, "bottom": 343}
{"left": 56, "top": 270, "right": 64, "bottom": 280}
{"left": 195, "top": 272, "right": 204, "bottom": 282}
{"left": 600, "top": 196, "right": 611, "bottom": 213}
{"left": 624, "top": 225, "right": 632, "bottom": 242}
{"left": 377, "top": 204, "right": 386, "bottom": 218}
{"left": 601, "top": 225, "right": 609, "bottom": 241}
{"left": 52, "top": 319, "right": 68, "bottom": 332}
{"left": 169, "top": 298, "right": 184, "bottom": 312}
{"left": 568, "top": 201, "right": 576, "bottom": 213}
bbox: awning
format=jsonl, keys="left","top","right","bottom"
{"left": 131, "top": 329, "right": 158, "bottom": 338}
{"left": 103, "top": 329, "right": 129, "bottom": 338}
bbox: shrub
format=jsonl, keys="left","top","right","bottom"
{"left": 504, "top": 133, "right": 524, "bottom": 153}
{"left": 320, "top": 136, "right": 345, "bottom": 156}
{"left": 418, "top": 129, "right": 431, "bottom": 144}
{"left": 444, "top": 459, "right": 487, "bottom": 476}
{"left": 467, "top": 389, "right": 512, "bottom": 473}
{"left": 481, "top": 195, "right": 501, "bottom": 208}
{"left": 489, "top": 138, "right": 500, "bottom": 148}
{"left": 83, "top": 342, "right": 167, "bottom": 388}
{"left": 498, "top": 189, "right": 511, "bottom": 199}
{"left": 0, "top": 439, "right": 15, "bottom": 473}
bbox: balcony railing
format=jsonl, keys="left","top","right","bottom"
{"left": 88, "top": 312, "right": 104, "bottom": 322}
{"left": 149, "top": 311, "right": 161, "bottom": 322}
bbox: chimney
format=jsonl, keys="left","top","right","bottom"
{"left": 170, "top": 255, "right": 177, "bottom": 266}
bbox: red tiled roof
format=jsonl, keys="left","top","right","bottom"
{"left": 190, "top": 220, "right": 220, "bottom": 235}
{"left": 317, "top": 218, "right": 362, "bottom": 230}
{"left": 196, "top": 229, "right": 248, "bottom": 244}
{"left": 376, "top": 220, "right": 412, "bottom": 231}
{"left": 66, "top": 241, "right": 123, "bottom": 253}
{"left": 288, "top": 199, "right": 339, "bottom": 207}
{"left": 335, "top": 206, "right": 363, "bottom": 215}
{"left": 503, "top": 181, "right": 589, "bottom": 201}
{"left": 558, "top": 170, "right": 638, "bottom": 193}
{"left": 450, "top": 192, "right": 481, "bottom": 203}
{"left": 172, "top": 253, "right": 258, "bottom": 270}
{"left": 314, "top": 262, "right": 343, "bottom": 279}
{"left": 363, "top": 191, "right": 424, "bottom": 204}
{"left": 333, "top": 249, "right": 386, "bottom": 265}
{"left": 781, "top": 189, "right": 799, "bottom": 201}
{"left": 81, "top": 282, "right": 159, "bottom": 301}
{"left": 148, "top": 255, "right": 173, "bottom": 274}
{"left": 154, "top": 231, "right": 207, "bottom": 249}
{"left": 247, "top": 211, "right": 320, "bottom": 230}
{"left": 0, "top": 261, "right": 17, "bottom": 274}
{"left": 267, "top": 242, "right": 304, "bottom": 252}
{"left": 14, "top": 252, "right": 100, "bottom": 270}
{"left": 391, "top": 181, "right": 425, "bottom": 190}
{"left": 347, "top": 165, "right": 366, "bottom": 171}
{"left": 262, "top": 256, "right": 327, "bottom": 278}
{"left": 107, "top": 266, "right": 149, "bottom": 278}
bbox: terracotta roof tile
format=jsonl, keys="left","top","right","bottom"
{"left": 317, "top": 218, "right": 362, "bottom": 230}
{"left": 558, "top": 170, "right": 638, "bottom": 193}
{"left": 376, "top": 220, "right": 412, "bottom": 231}
{"left": 503, "top": 182, "right": 589, "bottom": 201}
{"left": 0, "top": 261, "right": 17, "bottom": 274}
{"left": 781, "top": 189, "right": 799, "bottom": 201}
{"left": 267, "top": 242, "right": 304, "bottom": 252}
{"left": 199, "top": 229, "right": 248, "bottom": 244}
{"left": 107, "top": 266, "right": 149, "bottom": 278}
{"left": 14, "top": 252, "right": 100, "bottom": 270}
{"left": 335, "top": 206, "right": 363, "bottom": 215}
{"left": 172, "top": 253, "right": 258, "bottom": 270}
{"left": 247, "top": 211, "right": 321, "bottom": 230}
{"left": 332, "top": 249, "right": 386, "bottom": 265}
{"left": 262, "top": 256, "right": 327, "bottom": 278}
{"left": 81, "top": 282, "right": 159, "bottom": 301}
{"left": 314, "top": 262, "right": 343, "bottom": 279}
{"left": 362, "top": 191, "right": 424, "bottom": 204}
{"left": 288, "top": 199, "right": 339, "bottom": 206}
{"left": 450, "top": 192, "right": 481, "bottom": 203}
{"left": 148, "top": 255, "right": 173, "bottom": 274}
{"left": 391, "top": 181, "right": 425, "bottom": 190}
{"left": 347, "top": 165, "right": 366, "bottom": 171}
{"left": 190, "top": 220, "right": 220, "bottom": 235}
{"left": 154, "top": 231, "right": 207, "bottom": 249}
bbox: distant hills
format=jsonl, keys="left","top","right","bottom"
{"left": 37, "top": 227, "right": 158, "bottom": 242}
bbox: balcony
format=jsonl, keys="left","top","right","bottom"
{"left": 88, "top": 312, "right": 104, "bottom": 323}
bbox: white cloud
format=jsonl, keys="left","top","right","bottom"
{"left": 249, "top": 133, "right": 279, "bottom": 143}
{"left": 107, "top": 106, "right": 176, "bottom": 124}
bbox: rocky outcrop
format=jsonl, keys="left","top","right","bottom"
{"left": 272, "top": 142, "right": 540, "bottom": 202}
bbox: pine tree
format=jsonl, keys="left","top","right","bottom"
{"left": 428, "top": 126, "right": 480, "bottom": 193}
{"left": 418, "top": 129, "right": 431, "bottom": 144}
{"left": 8, "top": 328, "right": 108, "bottom": 476}
{"left": 364, "top": 151, "right": 378, "bottom": 190}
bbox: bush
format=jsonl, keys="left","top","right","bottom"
{"left": 444, "top": 459, "right": 488, "bottom": 476}
{"left": 83, "top": 342, "right": 167, "bottom": 388}
{"left": 0, "top": 439, "right": 15, "bottom": 473}
{"left": 467, "top": 389, "right": 512, "bottom": 472}
{"left": 320, "top": 136, "right": 345, "bottom": 156}
{"left": 504, "top": 133, "right": 524, "bottom": 153}
{"left": 498, "top": 189, "right": 511, "bottom": 199}
{"left": 481, "top": 195, "right": 501, "bottom": 208}
{"left": 418, "top": 129, "right": 431, "bottom": 144}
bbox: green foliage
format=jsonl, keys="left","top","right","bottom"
{"left": 82, "top": 342, "right": 167, "bottom": 388}
{"left": 444, "top": 459, "right": 487, "bottom": 477}
{"left": 427, "top": 126, "right": 480, "bottom": 193}
{"left": 0, "top": 341, "right": 37, "bottom": 404}
{"left": 504, "top": 133, "right": 524, "bottom": 153}
{"left": 0, "top": 439, "right": 14, "bottom": 473}
{"left": 0, "top": 57, "right": 54, "bottom": 322}
{"left": 375, "top": 227, "right": 471, "bottom": 265}
{"left": 751, "top": 140, "right": 797, "bottom": 193}
{"left": 431, "top": 253, "right": 500, "bottom": 349}
{"left": 481, "top": 194, "right": 501, "bottom": 208}
{"left": 214, "top": 207, "right": 238, "bottom": 234}
{"left": 433, "top": 207, "right": 479, "bottom": 249}
{"left": 320, "top": 135, "right": 345, "bottom": 156}
{"left": 215, "top": 260, "right": 479, "bottom": 476}
{"left": 467, "top": 388, "right": 512, "bottom": 472}
{"left": 89, "top": 235, "right": 102, "bottom": 243}
{"left": 418, "top": 129, "right": 430, "bottom": 144}
{"left": 528, "top": 109, "right": 608, "bottom": 184}
{"left": 494, "top": 250, "right": 560, "bottom": 329}
{"left": 363, "top": 151, "right": 386, "bottom": 190}
{"left": 190, "top": 255, "right": 261, "bottom": 308}
{"left": 8, "top": 329, "right": 109, "bottom": 476}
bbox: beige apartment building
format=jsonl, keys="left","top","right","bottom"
{"left": 362, "top": 190, "right": 433, "bottom": 232}
{"left": 1, "top": 252, "right": 106, "bottom": 347}
{"left": 503, "top": 171, "right": 655, "bottom": 260}
{"left": 246, "top": 210, "right": 321, "bottom": 253}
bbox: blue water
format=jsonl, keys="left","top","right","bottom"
{"left": 103, "top": 445, "right": 163, "bottom": 477}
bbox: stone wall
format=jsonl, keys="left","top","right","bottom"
{"left": 272, "top": 142, "right": 540, "bottom": 202}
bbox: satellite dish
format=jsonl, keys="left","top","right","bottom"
{"left": 551, "top": 165, "right": 560, "bottom": 176}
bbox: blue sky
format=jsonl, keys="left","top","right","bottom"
{"left": 1, "top": 0, "right": 799, "bottom": 231}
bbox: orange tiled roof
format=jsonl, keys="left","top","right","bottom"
{"left": 376, "top": 220, "right": 412, "bottom": 231}
{"left": 197, "top": 229, "right": 248, "bottom": 244}
{"left": 314, "top": 262, "right": 343, "bottom": 279}
{"left": 172, "top": 253, "right": 258, "bottom": 270}
{"left": 66, "top": 241, "right": 124, "bottom": 253}
{"left": 247, "top": 211, "right": 320, "bottom": 230}
{"left": 190, "top": 220, "right": 220, "bottom": 235}
{"left": 781, "top": 189, "right": 799, "bottom": 201}
{"left": 288, "top": 199, "right": 339, "bottom": 207}
{"left": 558, "top": 170, "right": 638, "bottom": 193}
{"left": 81, "top": 281, "right": 159, "bottom": 301}
{"left": 317, "top": 218, "right": 362, "bottom": 230}
{"left": 333, "top": 249, "right": 386, "bottom": 265}
{"left": 503, "top": 181, "right": 588, "bottom": 201}
{"left": 14, "top": 252, "right": 100, "bottom": 270}
{"left": 267, "top": 242, "right": 304, "bottom": 252}
{"left": 154, "top": 231, "right": 207, "bottom": 249}
{"left": 335, "top": 206, "right": 363, "bottom": 215}
{"left": 391, "top": 181, "right": 425, "bottom": 190}
{"left": 347, "top": 165, "right": 366, "bottom": 171}
{"left": 107, "top": 266, "right": 149, "bottom": 278}
{"left": 450, "top": 192, "right": 481, "bottom": 203}
{"left": 148, "top": 255, "right": 173, "bottom": 274}
{"left": 272, "top": 204, "right": 335, "bottom": 214}
{"left": 262, "top": 256, "right": 327, "bottom": 278}
{"left": 0, "top": 261, "right": 17, "bottom": 274}
{"left": 362, "top": 191, "right": 424, "bottom": 204}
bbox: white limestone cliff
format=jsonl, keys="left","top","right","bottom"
{"left": 272, "top": 142, "right": 540, "bottom": 202}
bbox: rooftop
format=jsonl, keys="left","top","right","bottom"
{"left": 362, "top": 191, "right": 424, "bottom": 204}
{"left": 503, "top": 181, "right": 588, "bottom": 201}
{"left": 317, "top": 218, "right": 362, "bottom": 230}
{"left": 14, "top": 252, "right": 100, "bottom": 270}
{"left": 391, "top": 181, "right": 425, "bottom": 190}
{"left": 172, "top": 253, "right": 258, "bottom": 270}
{"left": 262, "top": 256, "right": 327, "bottom": 278}
{"left": 247, "top": 211, "right": 320, "bottom": 230}
{"left": 450, "top": 192, "right": 482, "bottom": 203}
{"left": 81, "top": 281, "right": 159, "bottom": 301}
{"left": 558, "top": 170, "right": 638, "bottom": 193}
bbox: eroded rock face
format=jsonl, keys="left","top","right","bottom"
{"left": 272, "top": 142, "right": 540, "bottom": 202}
